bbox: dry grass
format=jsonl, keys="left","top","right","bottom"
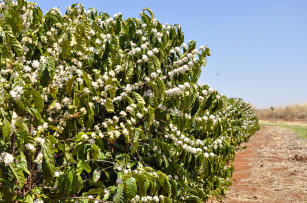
{"left": 260, "top": 120, "right": 307, "bottom": 138}
{"left": 256, "top": 103, "right": 307, "bottom": 121}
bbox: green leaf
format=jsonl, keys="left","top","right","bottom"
{"left": 144, "top": 179, "right": 150, "bottom": 195}
{"left": 113, "top": 184, "right": 125, "bottom": 203}
{"left": 30, "top": 87, "right": 44, "bottom": 112}
{"left": 62, "top": 168, "right": 83, "bottom": 196}
{"left": 27, "top": 107, "right": 44, "bottom": 124}
{"left": 132, "top": 92, "right": 145, "bottom": 105}
{"left": 157, "top": 78, "right": 166, "bottom": 99}
{"left": 105, "top": 98, "right": 114, "bottom": 113}
{"left": 6, "top": 29, "right": 23, "bottom": 56}
{"left": 125, "top": 177, "right": 137, "bottom": 200}
{"left": 15, "top": 118, "right": 34, "bottom": 144}
{"left": 40, "top": 58, "right": 55, "bottom": 87}
{"left": 163, "top": 179, "right": 171, "bottom": 196}
{"left": 24, "top": 194, "right": 34, "bottom": 203}
{"left": 77, "top": 160, "right": 91, "bottom": 174}
{"left": 66, "top": 76, "right": 77, "bottom": 95}
{"left": 130, "top": 128, "right": 141, "bottom": 154}
{"left": 205, "top": 47, "right": 211, "bottom": 56}
{"left": 93, "top": 169, "right": 101, "bottom": 183}
{"left": 147, "top": 107, "right": 155, "bottom": 126}
{"left": 128, "top": 20, "right": 136, "bottom": 39}
{"left": 2, "top": 118, "right": 11, "bottom": 140}
{"left": 42, "top": 141, "right": 55, "bottom": 181}
{"left": 87, "top": 105, "right": 95, "bottom": 128}
{"left": 115, "top": 18, "right": 122, "bottom": 35}
{"left": 18, "top": 152, "right": 30, "bottom": 175}
{"left": 188, "top": 40, "right": 196, "bottom": 51}
{"left": 9, "top": 164, "right": 25, "bottom": 189}
{"left": 5, "top": 7, "right": 23, "bottom": 33}
{"left": 92, "top": 144, "right": 99, "bottom": 161}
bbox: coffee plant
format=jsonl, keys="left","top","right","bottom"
{"left": 0, "top": 0, "right": 259, "bottom": 202}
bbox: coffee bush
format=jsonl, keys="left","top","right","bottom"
{"left": 0, "top": 0, "right": 259, "bottom": 202}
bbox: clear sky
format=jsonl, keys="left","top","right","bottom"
{"left": 34, "top": 0, "right": 307, "bottom": 108}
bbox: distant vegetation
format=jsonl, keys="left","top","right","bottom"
{"left": 256, "top": 104, "right": 307, "bottom": 121}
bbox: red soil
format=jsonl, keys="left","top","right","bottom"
{"left": 210, "top": 125, "right": 307, "bottom": 203}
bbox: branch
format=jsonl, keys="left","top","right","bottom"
{"left": 11, "top": 133, "right": 16, "bottom": 155}
{"left": 55, "top": 196, "right": 112, "bottom": 203}
{"left": 85, "top": 159, "right": 118, "bottom": 165}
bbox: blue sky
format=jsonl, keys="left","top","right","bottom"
{"left": 34, "top": 0, "right": 307, "bottom": 108}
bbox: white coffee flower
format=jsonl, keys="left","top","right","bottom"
{"left": 54, "top": 171, "right": 60, "bottom": 177}
{"left": 147, "top": 50, "right": 154, "bottom": 57}
{"left": 115, "top": 65, "right": 122, "bottom": 73}
{"left": 136, "top": 29, "right": 142, "bottom": 35}
{"left": 116, "top": 178, "right": 123, "bottom": 184}
{"left": 80, "top": 107, "right": 87, "bottom": 114}
{"left": 35, "top": 137, "right": 45, "bottom": 145}
{"left": 24, "top": 65, "right": 31, "bottom": 72}
{"left": 10, "top": 90, "right": 20, "bottom": 100}
{"left": 25, "top": 143, "right": 36, "bottom": 152}
{"left": 1, "top": 152, "right": 14, "bottom": 166}
{"left": 89, "top": 47, "right": 96, "bottom": 53}
{"left": 192, "top": 49, "right": 199, "bottom": 54}
{"left": 182, "top": 43, "right": 187, "bottom": 49}
{"left": 89, "top": 102, "right": 94, "bottom": 108}
{"left": 82, "top": 134, "right": 89, "bottom": 140}
{"left": 62, "top": 97, "right": 71, "bottom": 105}
{"left": 33, "top": 199, "right": 44, "bottom": 203}
{"left": 113, "top": 116, "right": 119, "bottom": 122}
{"left": 150, "top": 72, "right": 157, "bottom": 79}
{"left": 109, "top": 70, "right": 115, "bottom": 77}
{"left": 135, "top": 47, "right": 141, "bottom": 53}
{"left": 32, "top": 60, "right": 40, "bottom": 68}
{"left": 89, "top": 139, "right": 95, "bottom": 144}
{"left": 153, "top": 48, "right": 159, "bottom": 54}
{"left": 34, "top": 152, "right": 43, "bottom": 164}
{"left": 10, "top": 86, "right": 24, "bottom": 101}
{"left": 122, "top": 128, "right": 129, "bottom": 136}
{"left": 92, "top": 81, "right": 99, "bottom": 89}
{"left": 142, "top": 55, "right": 149, "bottom": 62}
{"left": 134, "top": 112, "right": 142, "bottom": 119}
{"left": 83, "top": 88, "right": 90, "bottom": 94}
{"left": 95, "top": 39, "right": 101, "bottom": 44}
{"left": 141, "top": 43, "right": 147, "bottom": 49}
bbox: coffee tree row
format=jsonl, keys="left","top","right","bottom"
{"left": 0, "top": 0, "right": 259, "bottom": 202}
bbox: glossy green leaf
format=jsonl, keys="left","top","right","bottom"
{"left": 125, "top": 177, "right": 137, "bottom": 200}
{"left": 2, "top": 118, "right": 11, "bottom": 140}
{"left": 105, "top": 98, "right": 114, "bottom": 113}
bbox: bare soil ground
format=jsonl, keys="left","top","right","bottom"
{"left": 210, "top": 125, "right": 307, "bottom": 203}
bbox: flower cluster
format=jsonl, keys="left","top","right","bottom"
{"left": 0, "top": 152, "right": 14, "bottom": 166}
{"left": 165, "top": 82, "right": 191, "bottom": 96}
{"left": 131, "top": 195, "right": 163, "bottom": 202}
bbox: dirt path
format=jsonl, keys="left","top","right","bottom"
{"left": 212, "top": 125, "right": 307, "bottom": 203}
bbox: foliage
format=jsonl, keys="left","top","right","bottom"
{"left": 0, "top": 0, "right": 259, "bottom": 202}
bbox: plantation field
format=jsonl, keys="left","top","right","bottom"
{"left": 210, "top": 122, "right": 307, "bottom": 203}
